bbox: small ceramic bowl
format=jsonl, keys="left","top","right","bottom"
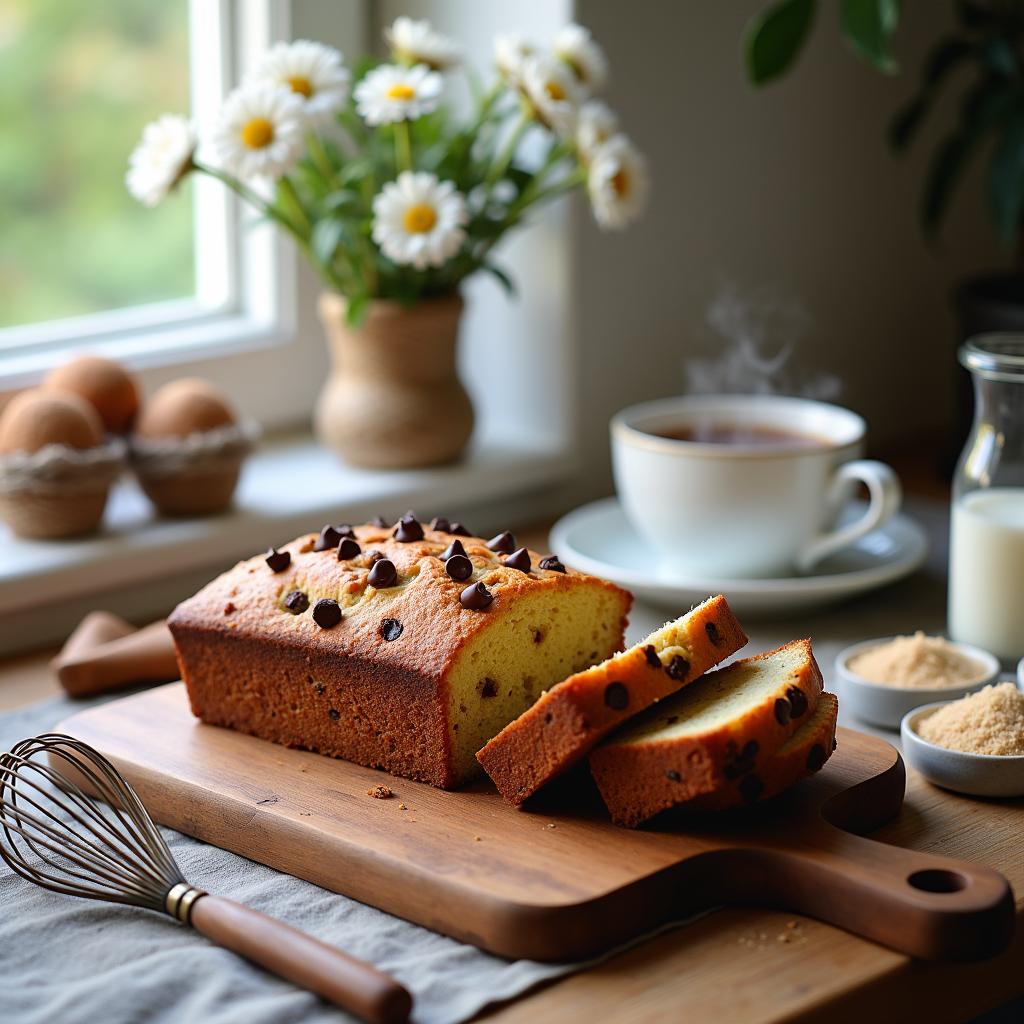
{"left": 902, "top": 702, "right": 1024, "bottom": 797}
{"left": 834, "top": 637, "right": 1000, "bottom": 730}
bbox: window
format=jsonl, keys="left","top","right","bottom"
{"left": 0, "top": 0, "right": 295, "bottom": 408}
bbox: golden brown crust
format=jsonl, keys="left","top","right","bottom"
{"left": 684, "top": 692, "right": 838, "bottom": 812}
{"left": 169, "top": 521, "right": 631, "bottom": 788}
{"left": 588, "top": 639, "right": 824, "bottom": 827}
{"left": 476, "top": 596, "right": 747, "bottom": 806}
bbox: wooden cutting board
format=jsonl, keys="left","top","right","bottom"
{"left": 55, "top": 683, "right": 1014, "bottom": 963}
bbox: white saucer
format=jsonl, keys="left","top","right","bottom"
{"left": 549, "top": 497, "right": 929, "bottom": 617}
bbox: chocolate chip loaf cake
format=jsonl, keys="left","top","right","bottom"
{"left": 168, "top": 515, "right": 632, "bottom": 788}
{"left": 588, "top": 639, "right": 823, "bottom": 827}
{"left": 476, "top": 596, "right": 746, "bottom": 805}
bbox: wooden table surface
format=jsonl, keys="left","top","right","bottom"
{"left": 2, "top": 502, "right": 1022, "bottom": 1024}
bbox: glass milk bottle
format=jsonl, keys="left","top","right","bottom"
{"left": 948, "top": 336, "right": 1024, "bottom": 663}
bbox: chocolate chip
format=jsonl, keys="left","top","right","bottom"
{"left": 450, "top": 521, "right": 471, "bottom": 536}
{"left": 284, "top": 590, "right": 309, "bottom": 614}
{"left": 832, "top": 736, "right": 838, "bottom": 752}
{"left": 314, "top": 525, "right": 342, "bottom": 551}
{"left": 337, "top": 537, "right": 361, "bottom": 560}
{"left": 430, "top": 516, "right": 451, "bottom": 532}
{"left": 313, "top": 682, "right": 325, "bottom": 695}
{"left": 336, "top": 524, "right": 357, "bottom": 539}
{"left": 393, "top": 514, "right": 424, "bottom": 543}
{"left": 774, "top": 697, "right": 792, "bottom": 725}
{"left": 368, "top": 558, "right": 397, "bottom": 588}
{"left": 502, "top": 547, "right": 532, "bottom": 573}
{"left": 440, "top": 539, "right": 466, "bottom": 561}
{"left": 445, "top": 554, "right": 473, "bottom": 581}
{"left": 371, "top": 515, "right": 390, "bottom": 528}
{"left": 328, "top": 708, "right": 340, "bottom": 720}
{"left": 705, "top": 621, "right": 722, "bottom": 646}
{"left": 480, "top": 678, "right": 497, "bottom": 698}
{"left": 223, "top": 602, "right": 236, "bottom": 616}
{"left": 739, "top": 774, "right": 764, "bottom": 804}
{"left": 807, "top": 744, "right": 827, "bottom": 772}
{"left": 486, "top": 530, "right": 515, "bottom": 554}
{"left": 786, "top": 686, "right": 808, "bottom": 718}
{"left": 724, "top": 740, "right": 757, "bottom": 780}
{"left": 644, "top": 645, "right": 661, "bottom": 668}
{"left": 742, "top": 739, "right": 759, "bottom": 760}
{"left": 539, "top": 555, "right": 566, "bottom": 573}
{"left": 364, "top": 549, "right": 385, "bottom": 565}
{"left": 604, "top": 682, "right": 629, "bottom": 710}
{"left": 460, "top": 581, "right": 493, "bottom": 610}
{"left": 380, "top": 618, "right": 403, "bottom": 642}
{"left": 666, "top": 769, "right": 682, "bottom": 782}
{"left": 312, "top": 598, "right": 342, "bottom": 629}
{"left": 665, "top": 655, "right": 690, "bottom": 680}
{"left": 265, "top": 548, "right": 291, "bottom": 573}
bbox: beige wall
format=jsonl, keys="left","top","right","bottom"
{"left": 571, "top": 0, "right": 1005, "bottom": 496}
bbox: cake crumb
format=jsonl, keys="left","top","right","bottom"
{"left": 545, "top": 823, "right": 557, "bottom": 830}
{"left": 368, "top": 785, "right": 393, "bottom": 799}
{"left": 918, "top": 683, "right": 1024, "bottom": 756}
{"left": 473, "top": 835, "right": 481, "bottom": 842}
{"left": 398, "top": 803, "right": 408, "bottom": 810}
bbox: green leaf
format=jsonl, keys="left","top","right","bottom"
{"left": 988, "top": 113, "right": 1024, "bottom": 243}
{"left": 481, "top": 261, "right": 517, "bottom": 297}
{"left": 841, "top": 0, "right": 901, "bottom": 73}
{"left": 888, "top": 38, "right": 973, "bottom": 151}
{"left": 923, "top": 37, "right": 973, "bottom": 89}
{"left": 311, "top": 218, "right": 346, "bottom": 267}
{"left": 922, "top": 131, "right": 976, "bottom": 235}
{"left": 744, "top": 0, "right": 817, "bottom": 85}
{"left": 981, "top": 37, "right": 1018, "bottom": 78}
{"left": 345, "top": 292, "right": 369, "bottom": 327}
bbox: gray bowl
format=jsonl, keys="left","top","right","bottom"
{"left": 902, "top": 702, "right": 1024, "bottom": 797}
{"left": 834, "top": 637, "right": 1000, "bottom": 730}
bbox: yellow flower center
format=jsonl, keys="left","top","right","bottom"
{"left": 285, "top": 74, "right": 313, "bottom": 97}
{"left": 545, "top": 81, "right": 566, "bottom": 102}
{"left": 403, "top": 203, "right": 437, "bottom": 234}
{"left": 241, "top": 117, "right": 274, "bottom": 150}
{"left": 386, "top": 83, "right": 417, "bottom": 101}
{"left": 611, "top": 168, "right": 629, "bottom": 197}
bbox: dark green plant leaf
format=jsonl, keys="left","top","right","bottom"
{"left": 481, "top": 261, "right": 517, "bottom": 297}
{"left": 988, "top": 112, "right": 1024, "bottom": 243}
{"left": 889, "top": 95, "right": 928, "bottom": 150}
{"left": 923, "top": 37, "right": 973, "bottom": 88}
{"left": 981, "top": 37, "right": 1018, "bottom": 78}
{"left": 841, "top": 0, "right": 901, "bottom": 73}
{"left": 744, "top": 0, "right": 817, "bottom": 85}
{"left": 922, "top": 131, "right": 977, "bottom": 235}
{"left": 345, "top": 292, "right": 369, "bottom": 327}
{"left": 312, "top": 218, "right": 346, "bottom": 267}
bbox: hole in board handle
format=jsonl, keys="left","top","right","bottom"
{"left": 908, "top": 869, "right": 968, "bottom": 894}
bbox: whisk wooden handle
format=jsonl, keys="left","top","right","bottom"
{"left": 189, "top": 895, "right": 412, "bottom": 1024}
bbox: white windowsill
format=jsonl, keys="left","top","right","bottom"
{"left": 0, "top": 431, "right": 572, "bottom": 652}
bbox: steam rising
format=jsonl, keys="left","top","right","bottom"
{"left": 686, "top": 282, "right": 841, "bottom": 400}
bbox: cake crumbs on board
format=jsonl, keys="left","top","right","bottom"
{"left": 918, "top": 683, "right": 1024, "bottom": 756}
{"left": 367, "top": 785, "right": 393, "bottom": 799}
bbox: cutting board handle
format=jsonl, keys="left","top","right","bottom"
{"left": 737, "top": 822, "right": 1015, "bottom": 961}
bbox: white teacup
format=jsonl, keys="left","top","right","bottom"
{"left": 611, "top": 395, "right": 901, "bottom": 579}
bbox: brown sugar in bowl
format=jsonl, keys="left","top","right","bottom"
{"left": 44, "top": 355, "right": 141, "bottom": 435}
{"left": 0, "top": 389, "right": 125, "bottom": 539}
{"left": 130, "top": 378, "right": 257, "bottom": 517}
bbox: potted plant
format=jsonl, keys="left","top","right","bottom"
{"left": 127, "top": 18, "right": 648, "bottom": 468}
{"left": 744, "top": 0, "right": 1024, "bottom": 441}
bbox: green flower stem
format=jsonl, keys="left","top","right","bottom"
{"left": 276, "top": 176, "right": 312, "bottom": 238}
{"left": 485, "top": 109, "right": 531, "bottom": 187}
{"left": 307, "top": 134, "right": 338, "bottom": 188}
{"left": 394, "top": 120, "right": 413, "bottom": 172}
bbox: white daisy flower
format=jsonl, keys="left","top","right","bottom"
{"left": 554, "top": 23, "right": 608, "bottom": 93}
{"left": 576, "top": 100, "right": 618, "bottom": 160}
{"left": 521, "top": 54, "right": 583, "bottom": 136}
{"left": 354, "top": 63, "right": 443, "bottom": 126}
{"left": 494, "top": 33, "right": 535, "bottom": 86}
{"left": 125, "top": 114, "right": 195, "bottom": 206}
{"left": 205, "top": 84, "right": 307, "bottom": 182}
{"left": 247, "top": 40, "right": 350, "bottom": 126}
{"left": 587, "top": 134, "right": 649, "bottom": 230}
{"left": 372, "top": 171, "right": 468, "bottom": 270}
{"left": 386, "top": 17, "right": 461, "bottom": 71}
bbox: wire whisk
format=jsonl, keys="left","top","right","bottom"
{"left": 0, "top": 733, "right": 411, "bottom": 1024}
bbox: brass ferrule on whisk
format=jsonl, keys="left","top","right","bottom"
{"left": 165, "top": 882, "right": 207, "bottom": 924}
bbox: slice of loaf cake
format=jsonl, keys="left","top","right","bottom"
{"left": 589, "top": 639, "right": 823, "bottom": 827}
{"left": 476, "top": 596, "right": 746, "bottom": 806}
{"left": 685, "top": 691, "right": 838, "bottom": 812}
{"left": 169, "top": 517, "right": 632, "bottom": 789}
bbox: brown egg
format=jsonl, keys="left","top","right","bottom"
{"left": 0, "top": 389, "right": 105, "bottom": 455}
{"left": 135, "top": 378, "right": 238, "bottom": 440}
{"left": 44, "top": 355, "right": 141, "bottom": 435}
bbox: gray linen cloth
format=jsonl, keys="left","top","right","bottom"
{"left": 0, "top": 691, "right": 690, "bottom": 1024}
